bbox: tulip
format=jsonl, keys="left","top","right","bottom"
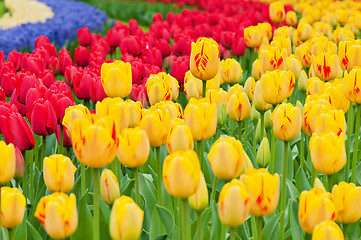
{"left": 259, "top": 45, "right": 287, "bottom": 72}
{"left": 219, "top": 58, "right": 243, "bottom": 84}
{"left": 109, "top": 196, "right": 144, "bottom": 240}
{"left": 314, "top": 110, "right": 346, "bottom": 136}
{"left": 59, "top": 49, "right": 73, "bottom": 75}
{"left": 184, "top": 98, "right": 217, "bottom": 141}
{"left": 312, "top": 53, "right": 339, "bottom": 81}
{"left": 298, "top": 70, "right": 308, "bottom": 92}
{"left": 101, "top": 60, "right": 132, "bottom": 98}
{"left": 26, "top": 98, "right": 57, "bottom": 136}
{"left": 96, "top": 97, "right": 130, "bottom": 131}
{"left": 296, "top": 23, "right": 313, "bottom": 41}
{"left": 298, "top": 188, "right": 336, "bottom": 234}
{"left": 78, "top": 27, "right": 92, "bottom": 46}
{"left": 244, "top": 77, "right": 256, "bottom": 102}
{"left": 339, "top": 40, "right": 361, "bottom": 72}
{"left": 206, "top": 70, "right": 221, "bottom": 91}
{"left": 286, "top": 11, "right": 297, "bottom": 26}
{"left": 270, "top": 103, "right": 302, "bottom": 141}
{"left": 167, "top": 119, "right": 193, "bottom": 154}
{"left": 0, "top": 141, "right": 15, "bottom": 184}
{"left": 309, "top": 131, "right": 346, "bottom": 175}
{"left": 344, "top": 67, "right": 361, "bottom": 104}
{"left": 188, "top": 172, "right": 208, "bottom": 212}
{"left": 163, "top": 150, "right": 201, "bottom": 198}
{"left": 269, "top": 2, "right": 285, "bottom": 23}
{"left": 117, "top": 127, "right": 150, "bottom": 168}
{"left": 62, "top": 104, "right": 90, "bottom": 137}
{"left": 271, "top": 36, "right": 292, "bottom": 57}
{"left": 332, "top": 182, "right": 361, "bottom": 224}
{"left": 125, "top": 100, "right": 143, "bottom": 128}
{"left": 145, "top": 73, "right": 173, "bottom": 105}
{"left": 207, "top": 136, "right": 244, "bottom": 180}
{"left": 226, "top": 87, "right": 251, "bottom": 122}
{"left": 285, "top": 54, "right": 302, "bottom": 79}
{"left": 74, "top": 46, "right": 89, "bottom": 67}
{"left": 35, "top": 192, "right": 78, "bottom": 239}
{"left": 240, "top": 168, "right": 279, "bottom": 216}
{"left": 190, "top": 37, "right": 220, "bottom": 81}
{"left": 332, "top": 27, "right": 354, "bottom": 45}
{"left": 206, "top": 88, "right": 227, "bottom": 110}
{"left": 256, "top": 137, "right": 271, "bottom": 168}
{"left": 1, "top": 187, "right": 26, "bottom": 228}
{"left": 100, "top": 169, "right": 120, "bottom": 205}
{"left": 14, "top": 147, "right": 25, "bottom": 179}
{"left": 259, "top": 23, "right": 273, "bottom": 41}
{"left": 43, "top": 154, "right": 77, "bottom": 193}
{"left": 252, "top": 59, "right": 262, "bottom": 80}
{"left": 184, "top": 71, "right": 203, "bottom": 100}
{"left": 244, "top": 26, "right": 263, "bottom": 48}
{"left": 140, "top": 107, "right": 171, "bottom": 147}
{"left": 295, "top": 43, "right": 312, "bottom": 68}
{"left": 71, "top": 115, "right": 118, "bottom": 168}
{"left": 324, "top": 80, "right": 350, "bottom": 113}
{"left": 307, "top": 77, "right": 325, "bottom": 96}
{"left": 218, "top": 179, "right": 250, "bottom": 227}
{"left": 150, "top": 101, "right": 183, "bottom": 120}
{"left": 312, "top": 221, "right": 344, "bottom": 240}
{"left": 253, "top": 81, "right": 272, "bottom": 113}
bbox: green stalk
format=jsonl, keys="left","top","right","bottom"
{"left": 327, "top": 174, "right": 333, "bottom": 192}
{"left": 58, "top": 126, "right": 64, "bottom": 155}
{"left": 133, "top": 168, "right": 140, "bottom": 206}
{"left": 30, "top": 152, "right": 34, "bottom": 205}
{"left": 210, "top": 176, "right": 218, "bottom": 203}
{"left": 93, "top": 168, "right": 100, "bottom": 240}
{"left": 238, "top": 121, "right": 242, "bottom": 141}
{"left": 182, "top": 199, "right": 190, "bottom": 240}
{"left": 253, "top": 123, "right": 257, "bottom": 157}
{"left": 197, "top": 211, "right": 202, "bottom": 240}
{"left": 311, "top": 166, "right": 317, "bottom": 186}
{"left": 351, "top": 104, "right": 361, "bottom": 183}
{"left": 8, "top": 228, "right": 14, "bottom": 240}
{"left": 202, "top": 80, "right": 207, "bottom": 98}
{"left": 156, "top": 147, "right": 162, "bottom": 205}
{"left": 279, "top": 141, "right": 289, "bottom": 240}
{"left": 260, "top": 112, "right": 265, "bottom": 139}
{"left": 41, "top": 135, "right": 46, "bottom": 170}
{"left": 23, "top": 151, "right": 28, "bottom": 201}
{"left": 251, "top": 215, "right": 257, "bottom": 240}
{"left": 196, "top": 140, "right": 205, "bottom": 172}
{"left": 179, "top": 198, "right": 183, "bottom": 240}
{"left": 257, "top": 217, "right": 263, "bottom": 240}
{"left": 244, "top": 118, "right": 249, "bottom": 147}
{"left": 300, "top": 131, "right": 305, "bottom": 170}
{"left": 345, "top": 107, "right": 353, "bottom": 181}
{"left": 230, "top": 227, "right": 236, "bottom": 240}
{"left": 220, "top": 223, "right": 226, "bottom": 240}
{"left": 270, "top": 131, "right": 276, "bottom": 174}
{"left": 81, "top": 164, "right": 86, "bottom": 196}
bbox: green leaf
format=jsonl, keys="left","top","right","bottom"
{"left": 13, "top": 210, "right": 27, "bottom": 240}
{"left": 289, "top": 199, "right": 304, "bottom": 240}
{"left": 119, "top": 175, "right": 134, "bottom": 196}
{"left": 286, "top": 178, "right": 299, "bottom": 200}
{"left": 99, "top": 198, "right": 112, "bottom": 240}
{"left": 26, "top": 220, "right": 42, "bottom": 240}
{"left": 71, "top": 192, "right": 93, "bottom": 240}
{"left": 149, "top": 208, "right": 163, "bottom": 239}
{"left": 156, "top": 205, "right": 174, "bottom": 234}
{"left": 295, "top": 168, "right": 311, "bottom": 192}
{"left": 262, "top": 213, "right": 281, "bottom": 239}
{"left": 210, "top": 202, "right": 222, "bottom": 240}
{"left": 139, "top": 173, "right": 157, "bottom": 231}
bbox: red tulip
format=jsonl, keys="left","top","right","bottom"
{"left": 120, "top": 36, "right": 141, "bottom": 56}
{"left": 26, "top": 98, "right": 57, "bottom": 136}
{"left": 48, "top": 56, "right": 59, "bottom": 74}
{"left": 106, "top": 29, "right": 122, "bottom": 48}
{"left": 21, "top": 53, "right": 45, "bottom": 76}
{"left": 39, "top": 70, "right": 55, "bottom": 88}
{"left": 145, "top": 48, "right": 163, "bottom": 69}
{"left": 232, "top": 37, "right": 246, "bottom": 56}
{"left": 35, "top": 36, "right": 50, "bottom": 49}
{"left": 78, "top": 27, "right": 93, "bottom": 46}
{"left": 90, "top": 76, "right": 107, "bottom": 103}
{"left": 74, "top": 46, "right": 89, "bottom": 67}
{"left": 0, "top": 51, "right": 4, "bottom": 67}
{"left": 25, "top": 83, "right": 47, "bottom": 112}
{"left": 0, "top": 88, "right": 5, "bottom": 102}
{"left": 129, "top": 19, "right": 139, "bottom": 35}
{"left": 156, "top": 39, "right": 171, "bottom": 58}
{"left": 130, "top": 84, "right": 147, "bottom": 108}
{"left": 55, "top": 125, "right": 72, "bottom": 148}
{"left": 0, "top": 62, "right": 15, "bottom": 87}
{"left": 58, "top": 49, "right": 73, "bottom": 75}
{"left": 170, "top": 56, "right": 189, "bottom": 85}
{"left": 64, "top": 66, "right": 80, "bottom": 86}
{"left": 1, "top": 72, "right": 17, "bottom": 97}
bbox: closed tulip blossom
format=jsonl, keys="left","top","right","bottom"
{"left": 62, "top": 104, "right": 90, "bottom": 137}
{"left": 314, "top": 110, "right": 346, "bottom": 136}
{"left": 312, "top": 53, "right": 339, "bottom": 81}
{"left": 190, "top": 37, "right": 220, "bottom": 81}
{"left": 240, "top": 168, "right": 279, "bottom": 216}
{"left": 188, "top": 172, "right": 208, "bottom": 212}
{"left": 298, "top": 188, "right": 336, "bottom": 234}
{"left": 125, "top": 100, "right": 143, "bottom": 128}
{"left": 312, "top": 221, "right": 344, "bottom": 240}
{"left": 244, "top": 26, "right": 263, "bottom": 48}
{"left": 109, "top": 196, "right": 144, "bottom": 240}
{"left": 0, "top": 141, "right": 16, "bottom": 184}
{"left": 219, "top": 58, "right": 243, "bottom": 84}
{"left": 1, "top": 187, "right": 26, "bottom": 228}
{"left": 208, "top": 136, "right": 245, "bottom": 181}
{"left": 167, "top": 119, "right": 193, "bottom": 154}
{"left": 206, "top": 88, "right": 227, "bottom": 110}
{"left": 184, "top": 71, "right": 203, "bottom": 100}
{"left": 117, "top": 127, "right": 150, "bottom": 168}
{"left": 286, "top": 11, "right": 297, "bottom": 26}
{"left": 43, "top": 154, "right": 77, "bottom": 193}
{"left": 344, "top": 67, "right": 361, "bottom": 104}
{"left": 226, "top": 86, "right": 251, "bottom": 122}
{"left": 339, "top": 40, "right": 361, "bottom": 71}
{"left": 100, "top": 169, "right": 120, "bottom": 205}
{"left": 150, "top": 101, "right": 183, "bottom": 120}
{"left": 259, "top": 45, "right": 287, "bottom": 72}
{"left": 96, "top": 97, "right": 130, "bottom": 131}
{"left": 324, "top": 80, "right": 350, "bottom": 113}
{"left": 269, "top": 2, "right": 285, "bottom": 23}
{"left": 218, "top": 179, "right": 250, "bottom": 227}
{"left": 100, "top": 60, "right": 132, "bottom": 98}
{"left": 163, "top": 150, "right": 201, "bottom": 198}
{"left": 253, "top": 81, "right": 272, "bottom": 113}
{"left": 145, "top": 73, "right": 172, "bottom": 105}
{"left": 35, "top": 192, "right": 78, "bottom": 239}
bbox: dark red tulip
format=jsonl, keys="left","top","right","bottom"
{"left": 170, "top": 56, "right": 189, "bottom": 85}
{"left": 231, "top": 37, "right": 246, "bottom": 56}
{"left": 0, "top": 88, "right": 5, "bottom": 102}
{"left": 90, "top": 77, "right": 107, "bottom": 104}
{"left": 78, "top": 27, "right": 93, "bottom": 46}
{"left": 74, "top": 46, "right": 90, "bottom": 67}
{"left": 55, "top": 125, "right": 72, "bottom": 148}
{"left": 26, "top": 98, "right": 57, "bottom": 136}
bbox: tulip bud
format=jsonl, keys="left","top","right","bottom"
{"left": 244, "top": 76, "right": 256, "bottom": 102}
{"left": 226, "top": 88, "right": 251, "bottom": 122}
{"left": 43, "top": 154, "right": 77, "bottom": 193}
{"left": 217, "top": 103, "right": 227, "bottom": 127}
{"left": 252, "top": 59, "right": 262, "bottom": 80}
{"left": 1, "top": 187, "right": 26, "bottom": 228}
{"left": 250, "top": 105, "right": 261, "bottom": 125}
{"left": 167, "top": 119, "right": 194, "bottom": 154}
{"left": 312, "top": 221, "right": 344, "bottom": 240}
{"left": 0, "top": 141, "right": 16, "bottom": 184}
{"left": 255, "top": 119, "right": 262, "bottom": 144}
{"left": 220, "top": 58, "right": 243, "bottom": 84}
{"left": 110, "top": 196, "right": 144, "bottom": 240}
{"left": 14, "top": 147, "right": 25, "bottom": 179}
{"left": 313, "top": 177, "right": 326, "bottom": 191}
{"left": 101, "top": 169, "right": 120, "bottom": 205}
{"left": 253, "top": 81, "right": 272, "bottom": 113}
{"left": 264, "top": 109, "right": 273, "bottom": 131}
{"left": 218, "top": 179, "right": 250, "bottom": 227}
{"left": 298, "top": 70, "right": 308, "bottom": 92}
{"left": 285, "top": 54, "right": 302, "bottom": 79}
{"left": 244, "top": 26, "right": 263, "bottom": 48}
{"left": 240, "top": 150, "right": 253, "bottom": 174}
{"left": 257, "top": 137, "right": 271, "bottom": 168}
{"left": 286, "top": 11, "right": 297, "bottom": 26}
{"left": 188, "top": 172, "right": 208, "bottom": 212}
{"left": 269, "top": 2, "right": 285, "bottom": 23}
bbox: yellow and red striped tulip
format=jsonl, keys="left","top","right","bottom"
{"left": 226, "top": 88, "right": 251, "bottom": 122}
{"left": 314, "top": 110, "right": 346, "bottom": 136}
{"left": 259, "top": 45, "right": 287, "bottom": 72}
{"left": 324, "top": 80, "right": 350, "bottom": 113}
{"left": 244, "top": 26, "right": 263, "bottom": 48}
{"left": 269, "top": 2, "right": 285, "bottom": 23}
{"left": 62, "top": 104, "right": 90, "bottom": 137}
{"left": 253, "top": 81, "right": 272, "bottom": 113}
{"left": 344, "top": 67, "right": 361, "bottom": 104}
{"left": 220, "top": 58, "right": 243, "bottom": 84}
{"left": 184, "top": 70, "right": 202, "bottom": 100}
{"left": 312, "top": 53, "right": 339, "bottom": 81}
{"left": 286, "top": 11, "right": 297, "bottom": 26}
{"left": 100, "top": 169, "right": 120, "bottom": 205}
{"left": 96, "top": 97, "right": 130, "bottom": 131}
{"left": 145, "top": 73, "right": 172, "bottom": 106}
{"left": 125, "top": 100, "right": 143, "bottom": 128}
{"left": 150, "top": 101, "right": 183, "bottom": 120}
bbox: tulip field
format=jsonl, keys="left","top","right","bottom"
{"left": 1, "top": 0, "right": 361, "bottom": 239}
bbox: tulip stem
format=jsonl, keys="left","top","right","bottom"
{"left": 345, "top": 106, "right": 354, "bottom": 182}
{"left": 182, "top": 199, "right": 190, "bottom": 240}
{"left": 256, "top": 217, "right": 263, "bottom": 240}
{"left": 23, "top": 151, "right": 29, "bottom": 202}
{"left": 156, "top": 147, "right": 162, "bottom": 205}
{"left": 58, "top": 126, "right": 64, "bottom": 155}
{"left": 179, "top": 198, "right": 183, "bottom": 240}
{"left": 81, "top": 165, "right": 86, "bottom": 196}
{"left": 41, "top": 135, "right": 46, "bottom": 169}
{"left": 260, "top": 112, "right": 265, "bottom": 140}
{"left": 327, "top": 174, "right": 333, "bottom": 192}
{"left": 92, "top": 168, "right": 100, "bottom": 240}
{"left": 30, "top": 151, "right": 34, "bottom": 205}
{"left": 210, "top": 177, "right": 217, "bottom": 203}
{"left": 8, "top": 228, "right": 14, "bottom": 240}
{"left": 230, "top": 227, "right": 236, "bottom": 240}
{"left": 197, "top": 211, "right": 202, "bottom": 240}
{"left": 133, "top": 168, "right": 140, "bottom": 206}
{"left": 244, "top": 118, "right": 249, "bottom": 148}
{"left": 270, "top": 129, "right": 276, "bottom": 174}
{"left": 202, "top": 80, "right": 207, "bottom": 98}
{"left": 311, "top": 166, "right": 317, "bottom": 186}
{"left": 251, "top": 215, "right": 257, "bottom": 240}
{"left": 351, "top": 104, "right": 361, "bottom": 183}
{"left": 238, "top": 121, "right": 242, "bottom": 141}
{"left": 253, "top": 123, "right": 257, "bottom": 157}
{"left": 196, "top": 140, "right": 205, "bottom": 175}
{"left": 279, "top": 141, "right": 289, "bottom": 240}
{"left": 300, "top": 131, "right": 305, "bottom": 170}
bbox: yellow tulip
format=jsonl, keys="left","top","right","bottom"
{"left": 207, "top": 136, "right": 244, "bottom": 180}
{"left": 1, "top": 187, "right": 26, "bottom": 228}
{"left": 226, "top": 88, "right": 251, "bottom": 122}
{"left": 339, "top": 40, "right": 361, "bottom": 72}
{"left": 258, "top": 22, "right": 273, "bottom": 41}
{"left": 271, "top": 36, "right": 292, "bottom": 57}
{"left": 184, "top": 70, "right": 202, "bottom": 100}
{"left": 100, "top": 169, "right": 120, "bottom": 205}
{"left": 285, "top": 54, "right": 303, "bottom": 79}
{"left": 71, "top": 115, "right": 118, "bottom": 168}
{"left": 109, "top": 196, "right": 144, "bottom": 240}
{"left": 140, "top": 107, "right": 171, "bottom": 147}
{"left": 218, "top": 179, "right": 250, "bottom": 227}
{"left": 253, "top": 81, "right": 272, "bottom": 113}
{"left": 252, "top": 59, "right": 262, "bottom": 80}
{"left": 286, "top": 11, "right": 297, "bottom": 26}
{"left": 169, "top": 75, "right": 180, "bottom": 101}
{"left": 184, "top": 98, "right": 217, "bottom": 141}
{"left": 190, "top": 37, "right": 220, "bottom": 81}
{"left": 117, "top": 127, "right": 150, "bottom": 168}
{"left": 145, "top": 73, "right": 172, "bottom": 106}
{"left": 310, "top": 37, "right": 337, "bottom": 56}
{"left": 125, "top": 100, "right": 143, "bottom": 128}
{"left": 0, "top": 141, "right": 15, "bottom": 184}
{"left": 298, "top": 188, "right": 336, "bottom": 234}
{"left": 259, "top": 45, "right": 287, "bottom": 72}
{"left": 332, "top": 182, "right": 361, "bottom": 224}
{"left": 206, "top": 69, "right": 221, "bottom": 90}
{"left": 244, "top": 26, "right": 263, "bottom": 48}
{"left": 312, "top": 53, "right": 339, "bottom": 81}
{"left": 167, "top": 119, "right": 193, "bottom": 154}
{"left": 35, "top": 192, "right": 78, "bottom": 239}
{"left": 101, "top": 60, "right": 132, "bottom": 98}
{"left": 295, "top": 42, "right": 312, "bottom": 68}
{"left": 62, "top": 104, "right": 90, "bottom": 137}
{"left": 150, "top": 100, "right": 183, "bottom": 120}
{"left": 309, "top": 131, "right": 346, "bottom": 175}
{"left": 260, "top": 69, "right": 295, "bottom": 105}
{"left": 162, "top": 150, "right": 201, "bottom": 198}
{"left": 244, "top": 76, "right": 256, "bottom": 102}
{"left": 332, "top": 27, "right": 355, "bottom": 45}
{"left": 274, "top": 26, "right": 293, "bottom": 39}
{"left": 313, "top": 22, "right": 332, "bottom": 39}
{"left": 219, "top": 58, "right": 243, "bottom": 84}
{"left": 188, "top": 172, "right": 208, "bottom": 212}
{"left": 240, "top": 168, "right": 279, "bottom": 216}
{"left": 344, "top": 67, "right": 361, "bottom": 104}
{"left": 296, "top": 23, "right": 313, "bottom": 41}
{"left": 206, "top": 88, "right": 227, "bottom": 110}
{"left": 43, "top": 154, "right": 77, "bottom": 193}
{"left": 96, "top": 97, "right": 130, "bottom": 131}
{"left": 269, "top": 2, "right": 285, "bottom": 23}
{"left": 307, "top": 77, "right": 325, "bottom": 96}
{"left": 314, "top": 110, "right": 346, "bottom": 136}
{"left": 312, "top": 221, "right": 344, "bottom": 240}
{"left": 298, "top": 70, "right": 308, "bottom": 92}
